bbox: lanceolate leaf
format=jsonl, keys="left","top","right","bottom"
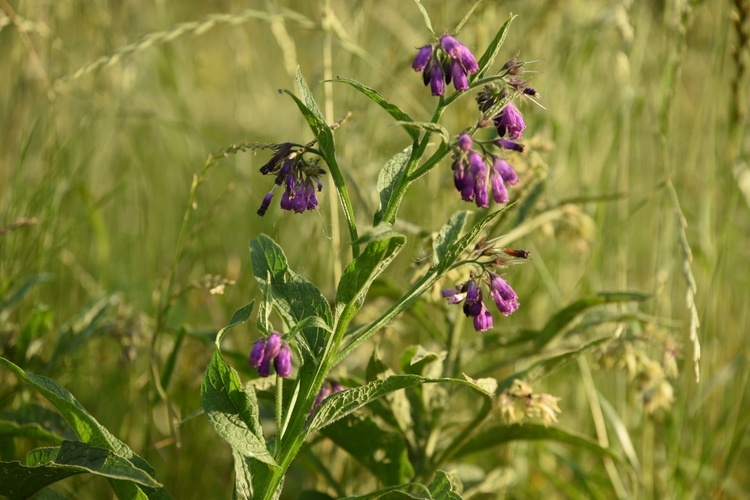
{"left": 321, "top": 414, "right": 414, "bottom": 486}
{"left": 412, "top": 0, "right": 436, "bottom": 37}
{"left": 333, "top": 79, "right": 418, "bottom": 141}
{"left": 432, "top": 211, "right": 470, "bottom": 265}
{"left": 309, "top": 375, "right": 493, "bottom": 433}
{"left": 336, "top": 231, "right": 406, "bottom": 328}
{"left": 0, "top": 357, "right": 170, "bottom": 500}
{"left": 250, "top": 235, "right": 333, "bottom": 362}
{"left": 201, "top": 301, "right": 274, "bottom": 465}
{"left": 433, "top": 208, "right": 506, "bottom": 275}
{"left": 0, "top": 440, "right": 160, "bottom": 498}
{"left": 533, "top": 292, "right": 649, "bottom": 350}
{"left": 473, "top": 14, "right": 516, "bottom": 81}
{"left": 375, "top": 147, "right": 414, "bottom": 225}
{"left": 454, "top": 423, "right": 625, "bottom": 464}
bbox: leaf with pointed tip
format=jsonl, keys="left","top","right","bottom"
{"left": 0, "top": 357, "right": 170, "bottom": 500}
{"left": 454, "top": 423, "right": 625, "bottom": 464}
{"left": 533, "top": 292, "right": 649, "bottom": 350}
{"left": 333, "top": 79, "right": 418, "bottom": 141}
{"left": 0, "top": 440, "right": 161, "bottom": 498}
{"left": 250, "top": 235, "right": 333, "bottom": 362}
{"left": 433, "top": 209, "right": 506, "bottom": 275}
{"left": 432, "top": 211, "right": 470, "bottom": 265}
{"left": 375, "top": 147, "right": 414, "bottom": 225}
{"left": 412, "top": 0, "right": 436, "bottom": 37}
{"left": 473, "top": 15, "right": 516, "bottom": 81}
{"left": 336, "top": 231, "right": 406, "bottom": 328}
{"left": 308, "top": 375, "right": 493, "bottom": 433}
{"left": 0, "top": 405, "right": 76, "bottom": 443}
{"left": 201, "top": 304, "right": 274, "bottom": 466}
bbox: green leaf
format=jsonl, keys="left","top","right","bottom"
{"left": 0, "top": 440, "right": 161, "bottom": 498}
{"left": 433, "top": 208, "right": 507, "bottom": 275}
{"left": 0, "top": 274, "right": 54, "bottom": 311}
{"left": 322, "top": 414, "right": 414, "bottom": 486}
{"left": 395, "top": 122, "right": 449, "bottom": 144}
{"left": 0, "top": 405, "right": 76, "bottom": 443}
{"left": 473, "top": 14, "right": 516, "bottom": 81}
{"left": 453, "top": 1, "right": 484, "bottom": 34}
{"left": 250, "top": 235, "right": 333, "bottom": 361}
{"left": 336, "top": 231, "right": 406, "bottom": 328}
{"left": 428, "top": 471, "right": 463, "bottom": 500}
{"left": 231, "top": 448, "right": 253, "bottom": 500}
{"left": 454, "top": 423, "right": 625, "bottom": 464}
{"left": 333, "top": 79, "right": 418, "bottom": 141}
{"left": 201, "top": 346, "right": 274, "bottom": 465}
{"left": 533, "top": 292, "right": 650, "bottom": 349}
{"left": 432, "top": 211, "right": 471, "bottom": 265}
{"left": 374, "top": 147, "right": 414, "bottom": 225}
{"left": 308, "top": 374, "right": 493, "bottom": 433}
{"left": 412, "top": 0, "right": 436, "bottom": 37}
{"left": 0, "top": 357, "right": 170, "bottom": 500}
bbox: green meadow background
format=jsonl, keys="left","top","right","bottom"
{"left": 1, "top": 0, "right": 749, "bottom": 497}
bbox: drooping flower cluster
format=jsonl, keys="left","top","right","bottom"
{"left": 412, "top": 35, "right": 479, "bottom": 96}
{"left": 256, "top": 142, "right": 326, "bottom": 216}
{"left": 451, "top": 133, "right": 520, "bottom": 208}
{"left": 249, "top": 332, "right": 293, "bottom": 378}
{"left": 442, "top": 272, "right": 519, "bottom": 332}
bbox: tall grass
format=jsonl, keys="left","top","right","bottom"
{"left": 1, "top": 0, "right": 748, "bottom": 497}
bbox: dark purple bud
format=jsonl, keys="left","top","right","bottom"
{"left": 489, "top": 273, "right": 520, "bottom": 316}
{"left": 457, "top": 133, "right": 473, "bottom": 151}
{"left": 470, "top": 152, "right": 489, "bottom": 208}
{"left": 450, "top": 60, "right": 469, "bottom": 91}
{"left": 249, "top": 338, "right": 266, "bottom": 367}
{"left": 412, "top": 45, "right": 433, "bottom": 72}
{"left": 274, "top": 342, "right": 292, "bottom": 378}
{"left": 490, "top": 165, "right": 509, "bottom": 204}
{"left": 329, "top": 381, "right": 345, "bottom": 394}
{"left": 494, "top": 102, "right": 526, "bottom": 140}
{"left": 260, "top": 143, "right": 295, "bottom": 175}
{"left": 257, "top": 192, "right": 274, "bottom": 216}
{"left": 429, "top": 60, "right": 444, "bottom": 96}
{"left": 460, "top": 167, "right": 475, "bottom": 202}
{"left": 473, "top": 305, "right": 494, "bottom": 332}
{"left": 495, "top": 138, "right": 525, "bottom": 152}
{"left": 463, "top": 280, "right": 483, "bottom": 317}
{"left": 523, "top": 87, "right": 539, "bottom": 97}
{"left": 275, "top": 160, "right": 294, "bottom": 186}
{"left": 493, "top": 157, "right": 519, "bottom": 186}
{"left": 280, "top": 189, "right": 293, "bottom": 211}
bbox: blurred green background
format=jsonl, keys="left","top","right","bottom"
{"left": 1, "top": 0, "right": 749, "bottom": 497}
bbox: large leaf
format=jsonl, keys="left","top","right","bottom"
{"left": 533, "top": 292, "right": 649, "bottom": 350}
{"left": 322, "top": 414, "right": 413, "bottom": 486}
{"left": 333, "top": 79, "right": 418, "bottom": 141}
{"left": 0, "top": 440, "right": 160, "bottom": 498}
{"left": 454, "top": 423, "right": 624, "bottom": 464}
{"left": 432, "top": 211, "right": 470, "bottom": 265}
{"left": 0, "top": 357, "right": 170, "bottom": 500}
{"left": 336, "top": 230, "right": 406, "bottom": 328}
{"left": 250, "top": 235, "right": 333, "bottom": 362}
{"left": 374, "top": 147, "right": 414, "bottom": 225}
{"left": 201, "top": 301, "right": 275, "bottom": 465}
{"left": 472, "top": 15, "right": 516, "bottom": 81}
{"left": 308, "top": 375, "right": 493, "bottom": 433}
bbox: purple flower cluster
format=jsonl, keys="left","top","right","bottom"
{"left": 412, "top": 35, "right": 479, "bottom": 96}
{"left": 442, "top": 273, "right": 519, "bottom": 332}
{"left": 451, "top": 133, "right": 520, "bottom": 208}
{"left": 249, "top": 332, "right": 293, "bottom": 378}
{"left": 257, "top": 143, "right": 326, "bottom": 216}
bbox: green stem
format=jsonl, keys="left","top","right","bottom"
{"left": 275, "top": 375, "right": 283, "bottom": 455}
{"left": 325, "top": 155, "right": 360, "bottom": 258}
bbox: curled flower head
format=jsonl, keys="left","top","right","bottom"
{"left": 249, "top": 332, "right": 293, "bottom": 378}
{"left": 257, "top": 147, "right": 326, "bottom": 216}
{"left": 412, "top": 35, "right": 478, "bottom": 96}
{"left": 488, "top": 273, "right": 520, "bottom": 316}
{"left": 494, "top": 102, "right": 526, "bottom": 140}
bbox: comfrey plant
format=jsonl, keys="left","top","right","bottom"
{"left": 196, "top": 7, "right": 651, "bottom": 499}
